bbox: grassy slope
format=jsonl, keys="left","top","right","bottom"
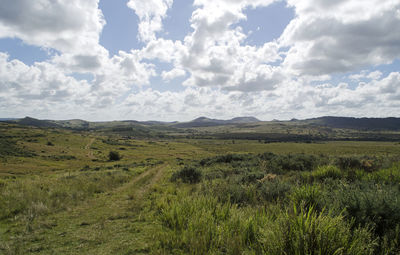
{"left": 1, "top": 123, "right": 400, "bottom": 254}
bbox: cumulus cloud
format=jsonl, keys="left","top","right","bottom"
{"left": 127, "top": 0, "right": 173, "bottom": 42}
{"left": 171, "top": 0, "right": 284, "bottom": 91}
{"left": 162, "top": 68, "right": 186, "bottom": 81}
{"left": 0, "top": 52, "right": 90, "bottom": 104}
{"left": 1, "top": 0, "right": 400, "bottom": 120}
{"left": 281, "top": 0, "right": 400, "bottom": 76}
{"left": 0, "top": 0, "right": 105, "bottom": 54}
{"left": 349, "top": 70, "right": 383, "bottom": 81}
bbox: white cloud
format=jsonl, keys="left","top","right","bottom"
{"left": 367, "top": 71, "right": 383, "bottom": 80}
{"left": 281, "top": 0, "right": 400, "bottom": 76}
{"left": 1, "top": 0, "right": 400, "bottom": 120}
{"left": 90, "top": 50, "right": 156, "bottom": 97}
{"left": 162, "top": 68, "right": 186, "bottom": 81}
{"left": 0, "top": 52, "right": 90, "bottom": 104}
{"left": 170, "top": 0, "right": 284, "bottom": 91}
{"left": 127, "top": 0, "right": 173, "bottom": 42}
{"left": 0, "top": 0, "right": 105, "bottom": 54}
{"left": 349, "top": 70, "right": 383, "bottom": 81}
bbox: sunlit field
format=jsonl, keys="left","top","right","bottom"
{"left": 1, "top": 122, "right": 400, "bottom": 254}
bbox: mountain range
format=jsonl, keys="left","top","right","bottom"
{"left": 2, "top": 116, "right": 400, "bottom": 131}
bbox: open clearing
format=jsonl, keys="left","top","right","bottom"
{"left": 1, "top": 122, "right": 400, "bottom": 254}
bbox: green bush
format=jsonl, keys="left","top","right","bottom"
{"left": 156, "top": 194, "right": 376, "bottom": 255}
{"left": 171, "top": 166, "right": 202, "bottom": 184}
{"left": 325, "top": 182, "right": 400, "bottom": 254}
{"left": 260, "top": 206, "right": 376, "bottom": 255}
{"left": 309, "top": 165, "right": 343, "bottom": 181}
{"left": 258, "top": 180, "right": 291, "bottom": 202}
{"left": 108, "top": 151, "right": 121, "bottom": 161}
{"left": 261, "top": 153, "right": 321, "bottom": 173}
{"left": 199, "top": 153, "right": 253, "bottom": 166}
{"left": 336, "top": 157, "right": 363, "bottom": 170}
{"left": 367, "top": 163, "right": 400, "bottom": 184}
{"left": 158, "top": 195, "right": 251, "bottom": 254}
{"left": 290, "top": 185, "right": 323, "bottom": 211}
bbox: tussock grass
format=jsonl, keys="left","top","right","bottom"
{"left": 156, "top": 193, "right": 375, "bottom": 255}
{"left": 0, "top": 170, "right": 131, "bottom": 220}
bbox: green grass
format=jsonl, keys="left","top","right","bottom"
{"left": 1, "top": 123, "right": 400, "bottom": 254}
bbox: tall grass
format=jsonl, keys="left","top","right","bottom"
{"left": 260, "top": 205, "right": 376, "bottom": 255}
{"left": 156, "top": 192, "right": 375, "bottom": 254}
{"left": 0, "top": 170, "right": 131, "bottom": 220}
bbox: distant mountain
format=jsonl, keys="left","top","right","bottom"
{"left": 0, "top": 118, "right": 19, "bottom": 121}
{"left": 52, "top": 119, "right": 89, "bottom": 129}
{"left": 172, "top": 116, "right": 261, "bottom": 128}
{"left": 6, "top": 117, "right": 60, "bottom": 128}
{"left": 229, "top": 117, "right": 260, "bottom": 123}
{"left": 3, "top": 115, "right": 399, "bottom": 131}
{"left": 300, "top": 116, "right": 400, "bottom": 130}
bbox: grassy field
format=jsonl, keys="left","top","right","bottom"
{"left": 1, "top": 122, "right": 400, "bottom": 254}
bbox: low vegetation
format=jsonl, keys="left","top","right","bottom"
{"left": 1, "top": 122, "right": 400, "bottom": 254}
{"left": 164, "top": 153, "right": 400, "bottom": 254}
{"left": 108, "top": 150, "right": 121, "bottom": 161}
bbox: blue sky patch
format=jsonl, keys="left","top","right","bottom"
{"left": 238, "top": 2, "right": 294, "bottom": 46}
{"left": 0, "top": 38, "right": 52, "bottom": 65}
{"left": 99, "top": 0, "right": 143, "bottom": 55}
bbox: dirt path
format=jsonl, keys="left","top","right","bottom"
{"left": 85, "top": 137, "right": 95, "bottom": 159}
{"left": 35, "top": 164, "right": 168, "bottom": 254}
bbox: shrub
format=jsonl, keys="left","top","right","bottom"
{"left": 263, "top": 154, "right": 320, "bottom": 173}
{"left": 367, "top": 163, "right": 400, "bottom": 184}
{"left": 260, "top": 206, "right": 376, "bottom": 255}
{"left": 258, "top": 180, "right": 291, "bottom": 202}
{"left": 199, "top": 153, "right": 252, "bottom": 166}
{"left": 336, "top": 157, "right": 362, "bottom": 170}
{"left": 309, "top": 165, "right": 343, "bottom": 181}
{"left": 156, "top": 194, "right": 376, "bottom": 255}
{"left": 290, "top": 185, "right": 323, "bottom": 211}
{"left": 171, "top": 166, "right": 202, "bottom": 183}
{"left": 157, "top": 195, "right": 247, "bottom": 254}
{"left": 46, "top": 141, "right": 54, "bottom": 146}
{"left": 328, "top": 182, "right": 400, "bottom": 235}
{"left": 325, "top": 181, "right": 400, "bottom": 254}
{"left": 108, "top": 151, "right": 121, "bottom": 161}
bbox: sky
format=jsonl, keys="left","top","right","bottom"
{"left": 0, "top": 0, "right": 399, "bottom": 121}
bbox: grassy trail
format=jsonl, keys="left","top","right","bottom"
{"left": 14, "top": 164, "right": 168, "bottom": 254}
{"left": 85, "top": 137, "right": 95, "bottom": 160}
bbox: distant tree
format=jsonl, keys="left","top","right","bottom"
{"left": 108, "top": 151, "right": 121, "bottom": 161}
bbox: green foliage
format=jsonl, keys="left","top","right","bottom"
{"left": 0, "top": 136, "right": 36, "bottom": 157}
{"left": 325, "top": 182, "right": 400, "bottom": 254}
{"left": 367, "top": 163, "right": 400, "bottom": 184}
{"left": 290, "top": 185, "right": 323, "bottom": 211}
{"left": 0, "top": 171, "right": 130, "bottom": 220}
{"left": 335, "top": 156, "right": 381, "bottom": 172}
{"left": 308, "top": 165, "right": 343, "bottom": 181}
{"left": 157, "top": 194, "right": 375, "bottom": 255}
{"left": 2, "top": 122, "right": 400, "bottom": 254}
{"left": 108, "top": 150, "right": 121, "bottom": 161}
{"left": 260, "top": 206, "right": 376, "bottom": 255}
{"left": 158, "top": 194, "right": 251, "bottom": 254}
{"left": 171, "top": 166, "right": 202, "bottom": 183}
{"left": 259, "top": 153, "right": 323, "bottom": 173}
{"left": 258, "top": 179, "right": 292, "bottom": 203}
{"left": 199, "top": 153, "right": 253, "bottom": 166}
